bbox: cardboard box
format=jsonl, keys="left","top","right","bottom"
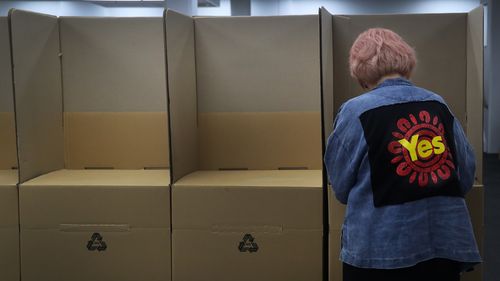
{"left": 166, "top": 10, "right": 334, "bottom": 281}
{"left": 20, "top": 169, "right": 170, "bottom": 281}
{"left": 326, "top": 8, "right": 484, "bottom": 280}
{"left": 173, "top": 170, "right": 323, "bottom": 281}
{"left": 9, "top": 10, "right": 171, "bottom": 281}
{"left": 0, "top": 17, "right": 20, "bottom": 281}
{"left": 0, "top": 170, "right": 20, "bottom": 281}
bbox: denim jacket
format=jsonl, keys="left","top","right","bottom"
{"left": 324, "top": 78, "right": 481, "bottom": 270}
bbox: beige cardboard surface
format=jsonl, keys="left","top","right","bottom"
{"left": 173, "top": 170, "right": 322, "bottom": 281}
{"left": 195, "top": 15, "right": 320, "bottom": 113}
{"left": 173, "top": 229, "right": 322, "bottom": 281}
{"left": 333, "top": 14, "right": 467, "bottom": 124}
{"left": 165, "top": 10, "right": 198, "bottom": 183}
{"left": 0, "top": 113, "right": 17, "bottom": 169}
{"left": 60, "top": 17, "right": 166, "bottom": 112}
{"left": 9, "top": 9, "right": 64, "bottom": 183}
{"left": 0, "top": 170, "right": 20, "bottom": 281}
{"left": 467, "top": 6, "right": 484, "bottom": 183}
{"left": 0, "top": 17, "right": 14, "bottom": 113}
{"left": 331, "top": 12, "right": 486, "bottom": 184}
{"left": 21, "top": 229, "right": 170, "bottom": 281}
{"left": 20, "top": 169, "right": 171, "bottom": 281}
{"left": 64, "top": 112, "right": 169, "bottom": 169}
{"left": 320, "top": 8, "right": 335, "bottom": 146}
{"left": 21, "top": 170, "right": 170, "bottom": 229}
{"left": 329, "top": 229, "right": 342, "bottom": 281}
{"left": 198, "top": 112, "right": 322, "bottom": 170}
{"left": 173, "top": 170, "right": 322, "bottom": 229}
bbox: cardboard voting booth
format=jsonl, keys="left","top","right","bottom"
{"left": 166, "top": 9, "right": 334, "bottom": 281}
{"left": 0, "top": 16, "right": 20, "bottom": 281}
{"left": 9, "top": 10, "right": 171, "bottom": 281}
{"left": 327, "top": 7, "right": 485, "bottom": 281}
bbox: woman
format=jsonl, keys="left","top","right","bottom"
{"left": 324, "top": 28, "right": 481, "bottom": 281}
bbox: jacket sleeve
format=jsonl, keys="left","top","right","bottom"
{"left": 324, "top": 104, "right": 366, "bottom": 204}
{"left": 452, "top": 117, "right": 476, "bottom": 195}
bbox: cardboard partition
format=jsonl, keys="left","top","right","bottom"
{"left": 329, "top": 8, "right": 484, "bottom": 280}
{"left": 166, "top": 9, "right": 331, "bottom": 281}
{"left": 60, "top": 17, "right": 168, "bottom": 170}
{"left": 9, "top": 10, "right": 171, "bottom": 281}
{"left": 466, "top": 6, "right": 484, "bottom": 183}
{"left": 331, "top": 10, "right": 483, "bottom": 184}
{"left": 0, "top": 171, "right": 19, "bottom": 281}
{"left": 9, "top": 10, "right": 64, "bottom": 183}
{"left": 0, "top": 16, "right": 20, "bottom": 281}
{"left": 0, "top": 17, "right": 17, "bottom": 171}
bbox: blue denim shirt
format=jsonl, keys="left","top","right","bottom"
{"left": 324, "top": 78, "right": 481, "bottom": 270}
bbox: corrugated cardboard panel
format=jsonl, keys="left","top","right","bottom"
{"left": 9, "top": 9, "right": 64, "bottom": 183}
{"left": 0, "top": 17, "right": 14, "bottom": 113}
{"left": 173, "top": 170, "right": 322, "bottom": 229}
{"left": 467, "top": 6, "right": 484, "bottom": 183}
{"left": 20, "top": 169, "right": 170, "bottom": 228}
{"left": 320, "top": 8, "right": 334, "bottom": 148}
{"left": 0, "top": 170, "right": 20, "bottom": 281}
{"left": 60, "top": 17, "right": 166, "bottom": 112}
{"left": 329, "top": 229, "right": 342, "bottom": 281}
{"left": 0, "top": 113, "right": 17, "bottom": 169}
{"left": 198, "top": 112, "right": 322, "bottom": 170}
{"left": 332, "top": 14, "right": 467, "bottom": 126}
{"left": 21, "top": 229, "right": 170, "bottom": 281}
{"left": 165, "top": 10, "right": 198, "bottom": 183}
{"left": 0, "top": 18, "right": 16, "bottom": 169}
{"left": 173, "top": 229, "right": 322, "bottom": 281}
{"left": 64, "top": 112, "right": 169, "bottom": 169}
{"left": 195, "top": 15, "right": 320, "bottom": 113}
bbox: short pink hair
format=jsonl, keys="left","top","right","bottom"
{"left": 349, "top": 28, "right": 416, "bottom": 87}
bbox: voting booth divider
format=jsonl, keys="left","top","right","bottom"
{"left": 166, "top": 9, "right": 335, "bottom": 281}
{"left": 327, "top": 7, "right": 485, "bottom": 281}
{"left": 2, "top": 6, "right": 486, "bottom": 281}
{"left": 0, "top": 16, "right": 20, "bottom": 281}
{"left": 9, "top": 10, "right": 171, "bottom": 281}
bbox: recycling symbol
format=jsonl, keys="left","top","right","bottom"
{"left": 86, "top": 232, "right": 107, "bottom": 252}
{"left": 238, "top": 234, "right": 259, "bottom": 253}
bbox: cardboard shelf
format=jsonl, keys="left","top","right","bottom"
{"left": 175, "top": 169, "right": 322, "bottom": 188}
{"left": 22, "top": 169, "right": 169, "bottom": 187}
{"left": 0, "top": 170, "right": 18, "bottom": 186}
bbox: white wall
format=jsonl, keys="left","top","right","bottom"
{"left": 252, "top": 0, "right": 481, "bottom": 15}
{"left": 0, "top": 1, "right": 107, "bottom": 16}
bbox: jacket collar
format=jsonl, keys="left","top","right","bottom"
{"left": 373, "top": 77, "right": 413, "bottom": 90}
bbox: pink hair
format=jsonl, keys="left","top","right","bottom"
{"left": 349, "top": 28, "right": 416, "bottom": 87}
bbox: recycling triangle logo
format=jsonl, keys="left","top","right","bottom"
{"left": 87, "top": 232, "right": 107, "bottom": 252}
{"left": 238, "top": 234, "right": 259, "bottom": 253}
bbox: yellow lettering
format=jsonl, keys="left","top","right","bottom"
{"left": 432, "top": 136, "right": 445, "bottom": 155}
{"left": 417, "top": 139, "right": 433, "bottom": 158}
{"left": 399, "top": 134, "right": 419, "bottom": 161}
{"left": 399, "top": 135, "right": 447, "bottom": 161}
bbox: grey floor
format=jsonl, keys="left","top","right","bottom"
{"left": 484, "top": 153, "right": 500, "bottom": 281}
